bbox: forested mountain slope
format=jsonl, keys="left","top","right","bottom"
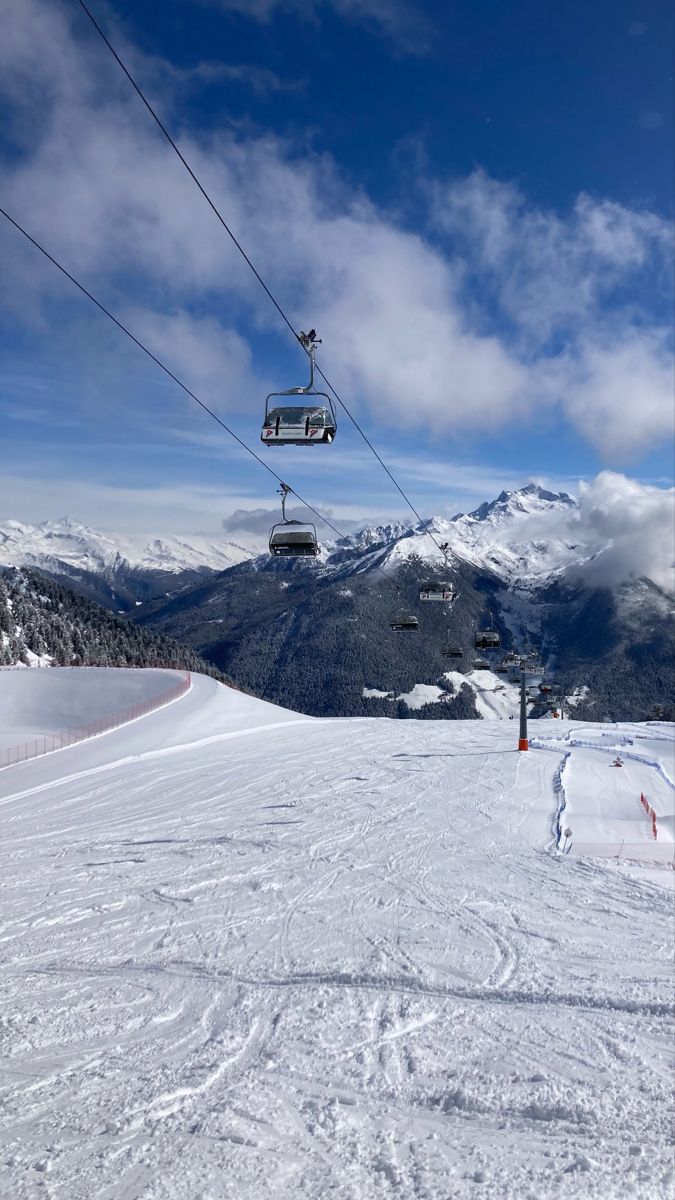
{"left": 135, "top": 555, "right": 674, "bottom": 722}
{"left": 0, "top": 567, "right": 228, "bottom": 681}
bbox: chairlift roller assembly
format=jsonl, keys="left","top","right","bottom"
{"left": 262, "top": 330, "right": 337, "bottom": 446}
{"left": 269, "top": 483, "right": 320, "bottom": 557}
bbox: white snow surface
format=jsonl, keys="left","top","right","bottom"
{"left": 0, "top": 667, "right": 185, "bottom": 750}
{"left": 0, "top": 516, "right": 253, "bottom": 576}
{"left": 1, "top": 673, "right": 673, "bottom": 1200}
{"left": 444, "top": 668, "right": 523, "bottom": 720}
{"left": 363, "top": 672, "right": 524, "bottom": 720}
{"left": 533, "top": 724, "right": 675, "bottom": 854}
{"left": 396, "top": 683, "right": 448, "bottom": 709}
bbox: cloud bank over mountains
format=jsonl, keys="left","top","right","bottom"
{"left": 1, "top": 0, "right": 672, "bottom": 461}
{"left": 565, "top": 472, "right": 675, "bottom": 593}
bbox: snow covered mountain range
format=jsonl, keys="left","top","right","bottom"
{"left": 3, "top": 481, "right": 671, "bottom": 610}
{"left": 0, "top": 516, "right": 252, "bottom": 577}
{"left": 3, "top": 485, "right": 672, "bottom": 721}
{"left": 369, "top": 483, "right": 582, "bottom": 585}
{"left": 0, "top": 517, "right": 254, "bottom": 609}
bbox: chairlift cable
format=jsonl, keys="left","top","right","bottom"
{"left": 0, "top": 206, "right": 395, "bottom": 584}
{"left": 77, "top": 0, "right": 451, "bottom": 561}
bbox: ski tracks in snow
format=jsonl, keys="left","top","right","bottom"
{"left": 1, "top": 706, "right": 673, "bottom": 1199}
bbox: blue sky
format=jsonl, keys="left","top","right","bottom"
{"left": 0, "top": 0, "right": 673, "bottom": 537}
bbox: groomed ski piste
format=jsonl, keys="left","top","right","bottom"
{"left": 1, "top": 669, "right": 673, "bottom": 1200}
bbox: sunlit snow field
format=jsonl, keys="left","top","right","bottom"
{"left": 0, "top": 670, "right": 673, "bottom": 1200}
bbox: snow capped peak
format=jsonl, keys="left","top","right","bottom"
{"left": 340, "top": 521, "right": 413, "bottom": 550}
{"left": 372, "top": 484, "right": 584, "bottom": 585}
{"left": 460, "top": 483, "right": 577, "bottom": 525}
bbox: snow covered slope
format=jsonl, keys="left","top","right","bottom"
{"left": 363, "top": 669, "right": 526, "bottom": 719}
{"left": 1, "top": 671, "right": 673, "bottom": 1199}
{"left": 0, "top": 516, "right": 253, "bottom": 577}
{"left": 444, "top": 667, "right": 523, "bottom": 719}
{"left": 0, "top": 666, "right": 184, "bottom": 750}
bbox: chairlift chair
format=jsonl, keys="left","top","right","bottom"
{"left": 419, "top": 544, "right": 457, "bottom": 603}
{"left": 390, "top": 611, "right": 419, "bottom": 633}
{"left": 262, "top": 331, "right": 337, "bottom": 446}
{"left": 473, "top": 656, "right": 490, "bottom": 670}
{"left": 269, "top": 525, "right": 319, "bottom": 556}
{"left": 268, "top": 483, "right": 320, "bottom": 557}
{"left": 475, "top": 630, "right": 501, "bottom": 650}
{"left": 419, "top": 582, "right": 457, "bottom": 602}
{"left": 442, "top": 643, "right": 464, "bottom": 659}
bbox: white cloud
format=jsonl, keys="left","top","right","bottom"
{"left": 553, "top": 331, "right": 674, "bottom": 459}
{"left": 514, "top": 472, "right": 675, "bottom": 593}
{"left": 201, "top": 0, "right": 433, "bottom": 54}
{"left": 431, "top": 170, "right": 674, "bottom": 454}
{"left": 0, "top": 0, "right": 672, "bottom": 466}
{"left": 160, "top": 58, "right": 304, "bottom": 97}
{"left": 566, "top": 472, "right": 675, "bottom": 593}
{"left": 432, "top": 169, "right": 672, "bottom": 342}
{"left": 0, "top": 472, "right": 271, "bottom": 536}
{"left": 123, "top": 310, "right": 259, "bottom": 413}
{"left": 638, "top": 111, "right": 664, "bottom": 130}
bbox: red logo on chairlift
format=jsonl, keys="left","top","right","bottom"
{"left": 264, "top": 428, "right": 274, "bottom": 437}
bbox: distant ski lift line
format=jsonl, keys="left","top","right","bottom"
{"left": 0, "top": 205, "right": 397, "bottom": 587}
{"left": 76, "top": 0, "right": 451, "bottom": 562}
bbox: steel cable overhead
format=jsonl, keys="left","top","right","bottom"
{"left": 77, "top": 0, "right": 450, "bottom": 561}
{"left": 0, "top": 205, "right": 396, "bottom": 585}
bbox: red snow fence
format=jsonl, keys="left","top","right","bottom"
{"left": 639, "top": 792, "right": 658, "bottom": 840}
{"left": 0, "top": 670, "right": 191, "bottom": 769}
